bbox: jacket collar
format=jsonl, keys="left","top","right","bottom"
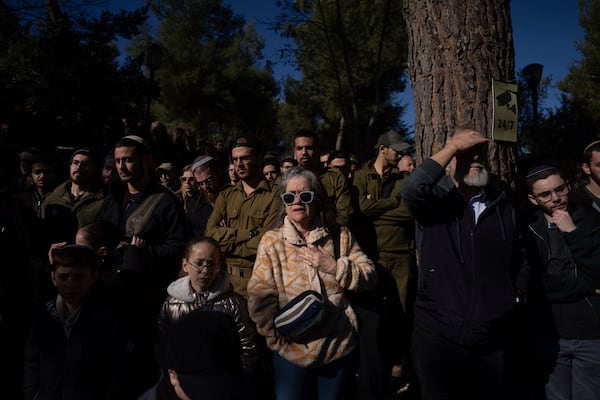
{"left": 232, "top": 177, "right": 272, "bottom": 194}
{"left": 282, "top": 215, "right": 329, "bottom": 247}
{"left": 166, "top": 270, "right": 232, "bottom": 302}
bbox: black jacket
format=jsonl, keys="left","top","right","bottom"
{"left": 97, "top": 181, "right": 187, "bottom": 285}
{"left": 23, "top": 288, "right": 130, "bottom": 400}
{"left": 525, "top": 209, "right": 600, "bottom": 338}
{"left": 401, "top": 158, "right": 529, "bottom": 346}
{"left": 568, "top": 187, "right": 600, "bottom": 288}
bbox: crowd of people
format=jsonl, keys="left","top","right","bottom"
{"left": 0, "top": 123, "right": 599, "bottom": 400}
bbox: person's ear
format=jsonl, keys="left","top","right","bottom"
{"left": 182, "top": 259, "right": 190, "bottom": 275}
{"left": 51, "top": 271, "right": 58, "bottom": 287}
{"left": 582, "top": 162, "right": 591, "bottom": 176}
{"left": 527, "top": 193, "right": 539, "bottom": 207}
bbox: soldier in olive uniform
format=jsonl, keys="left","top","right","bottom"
{"left": 205, "top": 135, "right": 280, "bottom": 298}
{"left": 351, "top": 130, "right": 415, "bottom": 400}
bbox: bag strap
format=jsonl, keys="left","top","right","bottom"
{"left": 333, "top": 230, "right": 340, "bottom": 260}
{"left": 125, "top": 192, "right": 166, "bottom": 237}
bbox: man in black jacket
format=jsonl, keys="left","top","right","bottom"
{"left": 97, "top": 135, "right": 187, "bottom": 395}
{"left": 523, "top": 164, "right": 600, "bottom": 400}
{"left": 570, "top": 140, "right": 600, "bottom": 292}
{"left": 401, "top": 128, "right": 529, "bottom": 400}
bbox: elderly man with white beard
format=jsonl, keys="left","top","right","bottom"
{"left": 400, "top": 128, "right": 529, "bottom": 400}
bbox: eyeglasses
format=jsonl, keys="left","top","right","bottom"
{"left": 281, "top": 191, "right": 315, "bottom": 206}
{"left": 197, "top": 176, "right": 214, "bottom": 187}
{"left": 180, "top": 176, "right": 196, "bottom": 183}
{"left": 533, "top": 183, "right": 570, "bottom": 203}
{"left": 186, "top": 259, "right": 218, "bottom": 272}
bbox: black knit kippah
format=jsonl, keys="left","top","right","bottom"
{"left": 525, "top": 165, "right": 557, "bottom": 179}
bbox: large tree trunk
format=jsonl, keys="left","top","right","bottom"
{"left": 403, "top": 0, "right": 517, "bottom": 184}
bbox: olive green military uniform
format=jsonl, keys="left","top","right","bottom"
{"left": 320, "top": 167, "right": 353, "bottom": 227}
{"left": 206, "top": 179, "right": 280, "bottom": 297}
{"left": 352, "top": 159, "right": 415, "bottom": 310}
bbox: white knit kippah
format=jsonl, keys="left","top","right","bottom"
{"left": 191, "top": 155, "right": 213, "bottom": 171}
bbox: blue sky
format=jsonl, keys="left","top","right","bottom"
{"left": 109, "top": 0, "right": 584, "bottom": 129}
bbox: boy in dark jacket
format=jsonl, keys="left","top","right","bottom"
{"left": 23, "top": 245, "right": 129, "bottom": 400}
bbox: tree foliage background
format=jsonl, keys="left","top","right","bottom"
{"left": 2, "top": 0, "right": 599, "bottom": 172}
{"left": 515, "top": 0, "right": 600, "bottom": 178}
{"left": 147, "top": 0, "right": 279, "bottom": 144}
{"left": 274, "top": 0, "right": 409, "bottom": 159}
{"left": 560, "top": 0, "right": 600, "bottom": 124}
{"left": 1, "top": 0, "right": 148, "bottom": 149}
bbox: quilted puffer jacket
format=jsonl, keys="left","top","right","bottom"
{"left": 158, "top": 270, "right": 259, "bottom": 369}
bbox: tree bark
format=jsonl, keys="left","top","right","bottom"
{"left": 403, "top": 0, "right": 517, "bottom": 184}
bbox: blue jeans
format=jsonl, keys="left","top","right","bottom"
{"left": 273, "top": 350, "right": 358, "bottom": 400}
{"left": 546, "top": 338, "right": 600, "bottom": 400}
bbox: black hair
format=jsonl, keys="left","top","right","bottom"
{"left": 76, "top": 221, "right": 121, "bottom": 252}
{"left": 115, "top": 135, "right": 151, "bottom": 157}
{"left": 280, "top": 156, "right": 298, "bottom": 166}
{"left": 583, "top": 140, "right": 600, "bottom": 165}
{"left": 51, "top": 244, "right": 98, "bottom": 272}
{"left": 263, "top": 155, "right": 280, "bottom": 169}
{"left": 524, "top": 166, "right": 563, "bottom": 194}
{"left": 327, "top": 150, "right": 349, "bottom": 164}
{"left": 293, "top": 129, "right": 320, "bottom": 148}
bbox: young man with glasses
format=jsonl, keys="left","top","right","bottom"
{"left": 524, "top": 164, "right": 600, "bottom": 399}
{"left": 191, "top": 155, "right": 221, "bottom": 205}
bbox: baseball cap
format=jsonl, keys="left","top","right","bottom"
{"left": 375, "top": 130, "right": 412, "bottom": 153}
{"left": 155, "top": 162, "right": 174, "bottom": 173}
{"left": 229, "top": 135, "right": 262, "bottom": 152}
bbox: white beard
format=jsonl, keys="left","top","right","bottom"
{"left": 462, "top": 167, "right": 489, "bottom": 187}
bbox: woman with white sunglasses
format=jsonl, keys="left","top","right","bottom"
{"left": 248, "top": 167, "right": 377, "bottom": 400}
